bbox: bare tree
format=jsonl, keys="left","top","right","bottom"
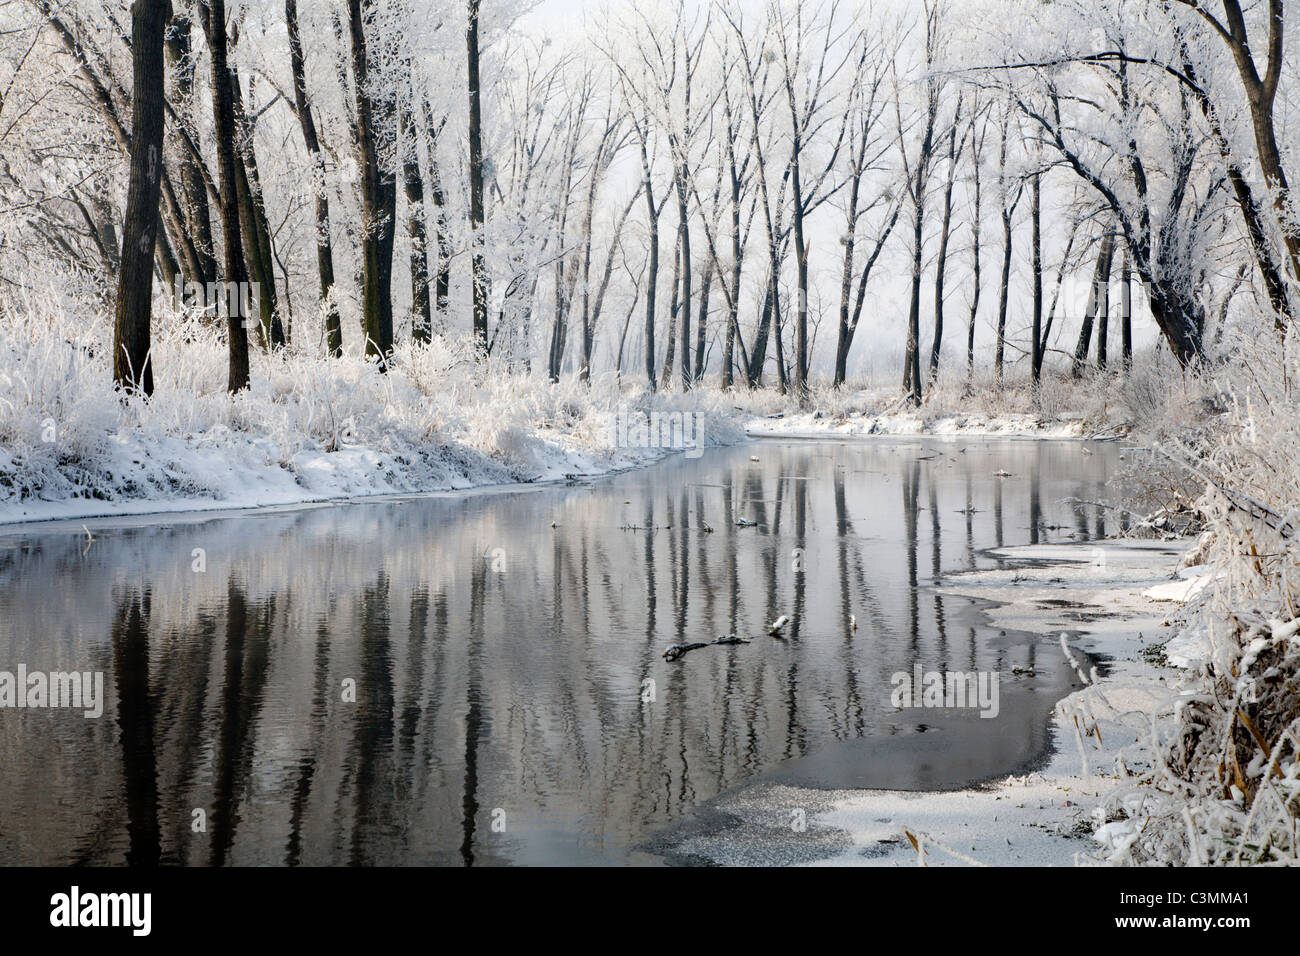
{"left": 833, "top": 28, "right": 899, "bottom": 387}
{"left": 776, "top": 0, "right": 858, "bottom": 395}
{"left": 929, "top": 91, "right": 967, "bottom": 384}
{"left": 965, "top": 99, "right": 989, "bottom": 384}
{"left": 200, "top": 0, "right": 251, "bottom": 391}
{"left": 896, "top": 2, "right": 944, "bottom": 405}
{"left": 1072, "top": 229, "right": 1115, "bottom": 377}
{"left": 1119, "top": 247, "right": 1131, "bottom": 368}
{"left": 1029, "top": 144, "right": 1042, "bottom": 381}
{"left": 467, "top": 0, "right": 488, "bottom": 354}
{"left": 992, "top": 97, "right": 1024, "bottom": 382}
{"left": 112, "top": 0, "right": 170, "bottom": 396}
{"left": 347, "top": 0, "right": 397, "bottom": 364}
{"left": 1170, "top": 0, "right": 1297, "bottom": 297}
{"left": 632, "top": 108, "right": 664, "bottom": 390}
{"left": 285, "top": 0, "right": 341, "bottom": 355}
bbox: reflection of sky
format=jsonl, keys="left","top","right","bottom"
{"left": 0, "top": 439, "right": 1120, "bottom": 864}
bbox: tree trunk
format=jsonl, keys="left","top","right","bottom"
{"left": 722, "top": 207, "right": 740, "bottom": 389}
{"left": 1217, "top": 0, "right": 1300, "bottom": 295}
{"left": 904, "top": 199, "right": 924, "bottom": 404}
{"left": 286, "top": 0, "right": 341, "bottom": 356}
{"left": 401, "top": 97, "right": 432, "bottom": 344}
{"left": 661, "top": 226, "right": 682, "bottom": 389}
{"left": 791, "top": 146, "right": 809, "bottom": 396}
{"left": 467, "top": 0, "right": 488, "bottom": 354}
{"left": 230, "top": 69, "right": 283, "bottom": 348}
{"left": 1071, "top": 232, "right": 1114, "bottom": 377}
{"left": 1095, "top": 240, "right": 1113, "bottom": 370}
{"left": 583, "top": 186, "right": 640, "bottom": 382}
{"left": 1030, "top": 169, "right": 1043, "bottom": 380}
{"left": 1120, "top": 249, "right": 1132, "bottom": 369}
{"left": 693, "top": 267, "right": 711, "bottom": 383}
{"left": 930, "top": 138, "right": 959, "bottom": 384}
{"left": 994, "top": 209, "right": 1012, "bottom": 382}
{"left": 967, "top": 164, "right": 982, "bottom": 384}
{"left": 113, "top": 0, "right": 169, "bottom": 396}
{"left": 747, "top": 275, "right": 773, "bottom": 389}
{"left": 202, "top": 0, "right": 251, "bottom": 392}
{"left": 638, "top": 126, "right": 658, "bottom": 391}
{"left": 835, "top": 167, "right": 860, "bottom": 389}
{"left": 675, "top": 176, "right": 693, "bottom": 389}
{"left": 421, "top": 98, "right": 451, "bottom": 336}
{"left": 836, "top": 204, "right": 900, "bottom": 388}
{"left": 348, "top": 0, "right": 396, "bottom": 365}
{"left": 164, "top": 11, "right": 216, "bottom": 289}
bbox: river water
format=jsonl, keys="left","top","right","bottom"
{"left": 0, "top": 437, "right": 1123, "bottom": 865}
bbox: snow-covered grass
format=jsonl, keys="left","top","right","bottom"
{"left": 1078, "top": 329, "right": 1300, "bottom": 866}
{"left": 0, "top": 296, "right": 1146, "bottom": 525}
{"left": 746, "top": 346, "right": 1187, "bottom": 440}
{"left": 0, "top": 297, "right": 757, "bottom": 523}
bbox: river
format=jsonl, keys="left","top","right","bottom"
{"left": 0, "top": 437, "right": 1124, "bottom": 865}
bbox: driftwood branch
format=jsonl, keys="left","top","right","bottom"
{"left": 662, "top": 634, "right": 752, "bottom": 662}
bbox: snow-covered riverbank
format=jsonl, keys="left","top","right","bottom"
{"left": 0, "top": 346, "right": 1125, "bottom": 527}
{"left": 649, "top": 537, "right": 1201, "bottom": 866}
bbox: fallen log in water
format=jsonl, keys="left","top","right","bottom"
{"left": 662, "top": 634, "right": 753, "bottom": 662}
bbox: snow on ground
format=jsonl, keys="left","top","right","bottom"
{"left": 747, "top": 409, "right": 1096, "bottom": 440}
{"left": 0, "top": 329, "right": 1122, "bottom": 527}
{"left": 0, "top": 404, "right": 735, "bottom": 526}
{"left": 655, "top": 538, "right": 1199, "bottom": 866}
{"left": 1, "top": 318, "right": 763, "bottom": 525}
{"left": 0, "top": 403, "right": 1095, "bottom": 527}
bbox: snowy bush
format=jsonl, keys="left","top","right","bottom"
{"left": 1087, "top": 329, "right": 1300, "bottom": 866}
{"left": 0, "top": 300, "right": 758, "bottom": 515}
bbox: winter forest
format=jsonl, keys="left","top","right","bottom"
{"left": 5, "top": 0, "right": 1291, "bottom": 402}
{"left": 1, "top": 0, "right": 1300, "bottom": 874}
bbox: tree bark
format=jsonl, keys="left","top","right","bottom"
{"left": 661, "top": 226, "right": 682, "bottom": 389}
{"left": 467, "top": 0, "right": 488, "bottom": 354}
{"left": 1214, "top": 0, "right": 1299, "bottom": 292}
{"left": 1120, "top": 249, "right": 1132, "bottom": 369}
{"left": 674, "top": 176, "right": 693, "bottom": 389}
{"left": 1095, "top": 238, "right": 1113, "bottom": 370}
{"left": 930, "top": 101, "right": 963, "bottom": 385}
{"left": 347, "top": 0, "right": 397, "bottom": 364}
{"left": 113, "top": 0, "right": 170, "bottom": 397}
{"left": 1071, "top": 232, "right": 1114, "bottom": 377}
{"left": 994, "top": 208, "right": 1012, "bottom": 382}
{"left": 401, "top": 95, "right": 432, "bottom": 345}
{"left": 286, "top": 0, "right": 341, "bottom": 356}
{"left": 229, "top": 65, "right": 283, "bottom": 348}
{"left": 966, "top": 147, "right": 982, "bottom": 384}
{"left": 835, "top": 203, "right": 899, "bottom": 387}
{"left": 201, "top": 0, "right": 250, "bottom": 392}
{"left": 421, "top": 98, "right": 451, "bottom": 336}
{"left": 637, "top": 121, "right": 658, "bottom": 391}
{"left": 164, "top": 11, "right": 216, "bottom": 289}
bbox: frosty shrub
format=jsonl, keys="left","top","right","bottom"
{"left": 0, "top": 299, "right": 750, "bottom": 508}
{"left": 1090, "top": 328, "right": 1300, "bottom": 866}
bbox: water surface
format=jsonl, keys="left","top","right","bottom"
{"left": 0, "top": 438, "right": 1122, "bottom": 865}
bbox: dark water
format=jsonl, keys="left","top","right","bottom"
{"left": 0, "top": 438, "right": 1122, "bottom": 865}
